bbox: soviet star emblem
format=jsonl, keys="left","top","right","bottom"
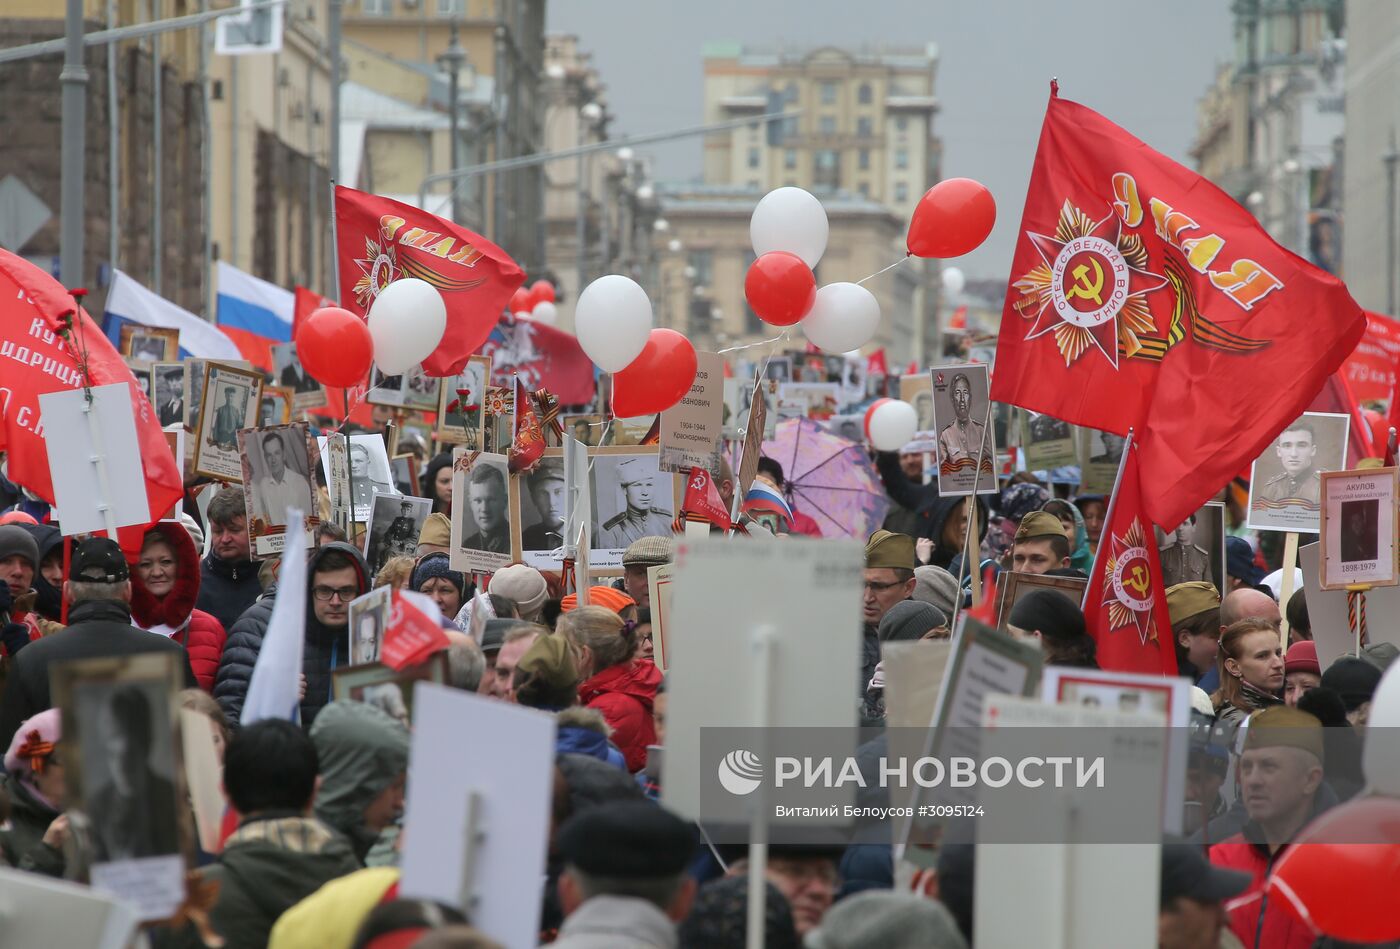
{"left": 351, "top": 235, "right": 399, "bottom": 311}
{"left": 1101, "top": 515, "right": 1158, "bottom": 646}
{"left": 1012, "top": 200, "right": 1169, "bottom": 368}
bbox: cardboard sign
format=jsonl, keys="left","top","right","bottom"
{"left": 0, "top": 869, "right": 139, "bottom": 949}
{"left": 562, "top": 435, "right": 590, "bottom": 561}
{"left": 180, "top": 708, "right": 225, "bottom": 855}
{"left": 400, "top": 684, "right": 556, "bottom": 949}
{"left": 381, "top": 591, "right": 450, "bottom": 670}
{"left": 659, "top": 350, "right": 724, "bottom": 475}
{"left": 39, "top": 384, "right": 152, "bottom": 536}
{"left": 648, "top": 562, "right": 675, "bottom": 671}
{"left": 323, "top": 432, "right": 352, "bottom": 535}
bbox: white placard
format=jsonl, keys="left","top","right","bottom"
{"left": 562, "top": 435, "right": 590, "bottom": 561}
{"left": 0, "top": 868, "right": 139, "bottom": 949}
{"left": 39, "top": 384, "right": 151, "bottom": 535}
{"left": 659, "top": 351, "right": 724, "bottom": 475}
{"left": 180, "top": 708, "right": 224, "bottom": 855}
{"left": 400, "top": 684, "right": 555, "bottom": 949}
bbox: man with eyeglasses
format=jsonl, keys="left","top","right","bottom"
{"left": 214, "top": 543, "right": 370, "bottom": 727}
{"left": 861, "top": 530, "right": 917, "bottom": 724}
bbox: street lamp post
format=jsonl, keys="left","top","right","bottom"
{"left": 577, "top": 100, "right": 603, "bottom": 292}
{"left": 1384, "top": 130, "right": 1399, "bottom": 316}
{"left": 438, "top": 23, "right": 468, "bottom": 225}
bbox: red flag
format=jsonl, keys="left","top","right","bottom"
{"left": 0, "top": 251, "right": 181, "bottom": 523}
{"left": 1084, "top": 441, "right": 1177, "bottom": 676}
{"left": 1307, "top": 372, "right": 1373, "bottom": 465}
{"left": 292, "top": 286, "right": 335, "bottom": 338}
{"left": 990, "top": 87, "right": 1365, "bottom": 529}
{"left": 681, "top": 467, "right": 731, "bottom": 529}
{"left": 508, "top": 376, "right": 546, "bottom": 474}
{"left": 334, "top": 186, "right": 525, "bottom": 377}
{"left": 1343, "top": 311, "right": 1400, "bottom": 405}
{"left": 866, "top": 348, "right": 888, "bottom": 377}
{"left": 380, "top": 590, "right": 451, "bottom": 670}
{"left": 948, "top": 305, "right": 968, "bottom": 331}
{"left": 481, "top": 313, "right": 595, "bottom": 405}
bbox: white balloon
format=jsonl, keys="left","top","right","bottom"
{"left": 575, "top": 274, "right": 653, "bottom": 372}
{"left": 868, "top": 400, "right": 918, "bottom": 452}
{"left": 531, "top": 300, "right": 558, "bottom": 324}
{"left": 751, "top": 187, "right": 829, "bottom": 269}
{"left": 1364, "top": 660, "right": 1400, "bottom": 794}
{"left": 942, "top": 266, "right": 966, "bottom": 295}
{"left": 801, "top": 282, "right": 881, "bottom": 354}
{"left": 367, "top": 278, "right": 447, "bottom": 374}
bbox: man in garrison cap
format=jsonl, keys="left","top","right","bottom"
{"left": 860, "top": 530, "right": 917, "bottom": 725}
{"left": 599, "top": 458, "right": 672, "bottom": 548}
{"left": 1010, "top": 511, "right": 1071, "bottom": 575}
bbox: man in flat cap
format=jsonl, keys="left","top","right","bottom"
{"left": 622, "top": 535, "right": 673, "bottom": 609}
{"left": 522, "top": 459, "right": 567, "bottom": 552}
{"left": 599, "top": 458, "right": 672, "bottom": 548}
{"left": 1166, "top": 581, "right": 1221, "bottom": 683}
{"left": 553, "top": 801, "right": 697, "bottom": 948}
{"left": 1010, "top": 511, "right": 1071, "bottom": 575}
{"left": 1159, "top": 513, "right": 1212, "bottom": 588}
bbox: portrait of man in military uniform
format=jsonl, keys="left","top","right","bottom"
{"left": 1159, "top": 513, "right": 1212, "bottom": 588}
{"left": 931, "top": 364, "right": 997, "bottom": 497}
{"left": 462, "top": 461, "right": 511, "bottom": 554}
{"left": 1260, "top": 422, "right": 1321, "bottom": 509}
{"left": 594, "top": 455, "right": 674, "bottom": 552}
{"left": 521, "top": 460, "right": 567, "bottom": 552}
{"left": 937, "top": 373, "right": 990, "bottom": 465}
{"left": 1246, "top": 412, "right": 1349, "bottom": 533}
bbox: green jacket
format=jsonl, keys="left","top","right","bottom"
{"left": 309, "top": 701, "right": 410, "bottom": 863}
{"left": 0, "top": 772, "right": 64, "bottom": 877}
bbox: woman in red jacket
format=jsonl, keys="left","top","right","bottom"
{"left": 130, "top": 524, "right": 228, "bottom": 691}
{"left": 560, "top": 605, "right": 660, "bottom": 773}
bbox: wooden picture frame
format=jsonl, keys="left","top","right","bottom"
{"left": 434, "top": 354, "right": 490, "bottom": 448}
{"left": 996, "top": 571, "right": 1089, "bottom": 632}
{"left": 1318, "top": 467, "right": 1400, "bottom": 591}
{"left": 331, "top": 653, "right": 449, "bottom": 727}
{"left": 120, "top": 324, "right": 179, "bottom": 363}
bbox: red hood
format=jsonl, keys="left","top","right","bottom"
{"left": 128, "top": 521, "right": 201, "bottom": 629}
{"left": 579, "top": 658, "right": 662, "bottom": 707}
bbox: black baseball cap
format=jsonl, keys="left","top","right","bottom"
{"left": 71, "top": 537, "right": 130, "bottom": 583}
{"left": 1160, "top": 841, "right": 1251, "bottom": 905}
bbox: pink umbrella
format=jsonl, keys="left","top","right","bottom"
{"left": 761, "top": 417, "right": 889, "bottom": 538}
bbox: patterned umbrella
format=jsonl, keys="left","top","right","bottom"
{"left": 761, "top": 417, "right": 889, "bottom": 539}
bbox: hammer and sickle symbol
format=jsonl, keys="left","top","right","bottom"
{"left": 1124, "top": 563, "right": 1150, "bottom": 598}
{"left": 1065, "top": 257, "right": 1106, "bottom": 306}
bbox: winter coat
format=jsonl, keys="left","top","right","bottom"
{"left": 1216, "top": 679, "right": 1283, "bottom": 727}
{"left": 197, "top": 551, "right": 263, "bottom": 633}
{"left": 551, "top": 894, "right": 678, "bottom": 949}
{"left": 175, "top": 813, "right": 360, "bottom": 949}
{"left": 213, "top": 542, "right": 370, "bottom": 728}
{"left": 129, "top": 524, "right": 227, "bottom": 692}
{"left": 16, "top": 523, "right": 63, "bottom": 624}
{"left": 310, "top": 701, "right": 410, "bottom": 864}
{"left": 875, "top": 451, "right": 988, "bottom": 567}
{"left": 579, "top": 659, "right": 661, "bottom": 772}
{"left": 0, "top": 773, "right": 64, "bottom": 877}
{"left": 266, "top": 867, "right": 401, "bottom": 949}
{"left": 0, "top": 599, "right": 196, "bottom": 751}
{"left": 1210, "top": 811, "right": 1331, "bottom": 949}
{"left": 555, "top": 706, "right": 628, "bottom": 769}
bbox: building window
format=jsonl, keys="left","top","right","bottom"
{"left": 820, "top": 81, "right": 837, "bottom": 104}
{"left": 858, "top": 148, "right": 870, "bottom": 170}
{"left": 688, "top": 249, "right": 714, "bottom": 287}
{"left": 748, "top": 147, "right": 760, "bottom": 169}
{"left": 895, "top": 148, "right": 909, "bottom": 170}
{"left": 858, "top": 82, "right": 872, "bottom": 105}
{"left": 784, "top": 148, "right": 797, "bottom": 170}
{"left": 784, "top": 81, "right": 798, "bottom": 103}
{"left": 894, "top": 181, "right": 909, "bottom": 203}
{"left": 782, "top": 116, "right": 798, "bottom": 139}
{"left": 363, "top": 0, "right": 390, "bottom": 12}
{"left": 435, "top": 0, "right": 464, "bottom": 13}
{"left": 896, "top": 115, "right": 908, "bottom": 132}
{"left": 819, "top": 116, "right": 836, "bottom": 136}
{"left": 856, "top": 117, "right": 872, "bottom": 138}
{"left": 858, "top": 182, "right": 869, "bottom": 198}
{"left": 813, "top": 149, "right": 840, "bottom": 189}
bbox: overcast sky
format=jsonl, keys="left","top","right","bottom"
{"left": 547, "top": 1, "right": 1236, "bottom": 283}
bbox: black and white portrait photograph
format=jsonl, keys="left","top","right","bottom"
{"left": 348, "top": 586, "right": 391, "bottom": 666}
{"left": 589, "top": 448, "right": 675, "bottom": 569}
{"left": 369, "top": 363, "right": 440, "bottom": 412}
{"left": 270, "top": 341, "right": 325, "bottom": 410}
{"left": 1021, "top": 410, "right": 1076, "bottom": 471}
{"left": 1320, "top": 467, "right": 1397, "bottom": 590}
{"left": 1159, "top": 502, "right": 1225, "bottom": 592}
{"left": 238, "top": 423, "right": 317, "bottom": 558}
{"left": 319, "top": 434, "right": 395, "bottom": 522}
{"left": 930, "top": 362, "right": 996, "bottom": 497}
{"left": 449, "top": 449, "right": 512, "bottom": 573}
{"left": 260, "top": 387, "right": 292, "bottom": 427}
{"left": 121, "top": 325, "right": 178, "bottom": 364}
{"left": 825, "top": 414, "right": 865, "bottom": 445}
{"left": 129, "top": 364, "right": 152, "bottom": 401}
{"left": 1080, "top": 428, "right": 1127, "bottom": 494}
{"left": 435, "top": 355, "right": 489, "bottom": 447}
{"left": 1247, "top": 411, "right": 1351, "bottom": 533}
{"left": 365, "top": 494, "right": 430, "bottom": 578}
{"left": 900, "top": 374, "right": 935, "bottom": 432}
{"left": 763, "top": 356, "right": 792, "bottom": 384}
{"left": 513, "top": 454, "right": 567, "bottom": 568}
{"left": 193, "top": 363, "right": 263, "bottom": 482}
{"left": 563, "top": 415, "right": 603, "bottom": 447}
{"left": 152, "top": 363, "right": 185, "bottom": 428}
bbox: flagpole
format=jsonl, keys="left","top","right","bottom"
{"left": 1080, "top": 428, "right": 1135, "bottom": 612}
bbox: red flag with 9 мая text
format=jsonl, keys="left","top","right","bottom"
{"left": 990, "top": 86, "right": 1365, "bottom": 530}
{"left": 0, "top": 250, "right": 182, "bottom": 523}
{"left": 334, "top": 186, "right": 525, "bottom": 377}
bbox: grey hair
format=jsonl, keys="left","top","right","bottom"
{"left": 566, "top": 867, "right": 687, "bottom": 911}
{"left": 446, "top": 639, "right": 486, "bottom": 693}
{"left": 67, "top": 579, "right": 131, "bottom": 604}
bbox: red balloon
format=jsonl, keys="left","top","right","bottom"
{"left": 864, "top": 398, "right": 892, "bottom": 441}
{"left": 612, "top": 329, "right": 698, "bottom": 417}
{"left": 1266, "top": 796, "right": 1400, "bottom": 942}
{"left": 744, "top": 251, "right": 816, "bottom": 326}
{"left": 907, "top": 177, "right": 996, "bottom": 258}
{"left": 509, "top": 287, "right": 533, "bottom": 315}
{"left": 295, "top": 307, "right": 374, "bottom": 388}
{"left": 529, "top": 280, "right": 556, "bottom": 307}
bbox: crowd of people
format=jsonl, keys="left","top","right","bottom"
{"left": 0, "top": 411, "right": 1394, "bottom": 949}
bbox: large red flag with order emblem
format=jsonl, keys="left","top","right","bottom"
{"left": 1084, "top": 438, "right": 1176, "bottom": 676}
{"left": 990, "top": 85, "right": 1366, "bottom": 530}
{"left": 334, "top": 186, "right": 525, "bottom": 377}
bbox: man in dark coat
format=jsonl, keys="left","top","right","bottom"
{"left": 859, "top": 531, "right": 917, "bottom": 727}
{"left": 874, "top": 450, "right": 988, "bottom": 567}
{"left": 0, "top": 538, "right": 196, "bottom": 751}
{"left": 214, "top": 541, "right": 369, "bottom": 727}
{"left": 196, "top": 487, "right": 264, "bottom": 632}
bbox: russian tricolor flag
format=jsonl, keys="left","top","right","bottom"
{"left": 743, "top": 480, "right": 795, "bottom": 526}
{"left": 215, "top": 262, "right": 294, "bottom": 372}
{"left": 102, "top": 269, "right": 243, "bottom": 360}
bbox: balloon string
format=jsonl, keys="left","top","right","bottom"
{"left": 856, "top": 255, "right": 909, "bottom": 286}
{"left": 718, "top": 330, "right": 789, "bottom": 355}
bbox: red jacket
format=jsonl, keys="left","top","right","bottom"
{"left": 579, "top": 659, "right": 662, "bottom": 773}
{"left": 1209, "top": 832, "right": 1317, "bottom": 949}
{"left": 128, "top": 523, "right": 228, "bottom": 692}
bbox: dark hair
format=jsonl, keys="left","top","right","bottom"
{"left": 756, "top": 456, "right": 785, "bottom": 487}
{"left": 636, "top": 607, "right": 651, "bottom": 627}
{"left": 223, "top": 719, "right": 318, "bottom": 814}
{"left": 1048, "top": 534, "right": 1071, "bottom": 562}
{"left": 891, "top": 567, "right": 915, "bottom": 584}
{"left": 314, "top": 550, "right": 359, "bottom": 576}
{"left": 317, "top": 522, "right": 348, "bottom": 544}
{"left": 489, "top": 593, "right": 519, "bottom": 619}
{"left": 1172, "top": 607, "right": 1221, "bottom": 676}
{"left": 207, "top": 487, "right": 247, "bottom": 528}
{"left": 1286, "top": 588, "right": 1311, "bottom": 640}
{"left": 470, "top": 463, "right": 505, "bottom": 491}
{"left": 107, "top": 685, "right": 154, "bottom": 749}
{"left": 350, "top": 899, "right": 468, "bottom": 949}
{"left": 1279, "top": 421, "right": 1315, "bottom": 442}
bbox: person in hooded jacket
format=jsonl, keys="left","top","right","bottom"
{"left": 558, "top": 606, "right": 660, "bottom": 773}
{"left": 0, "top": 708, "right": 66, "bottom": 877}
{"left": 1041, "top": 498, "right": 1094, "bottom": 574}
{"left": 15, "top": 522, "right": 64, "bottom": 635}
{"left": 309, "top": 700, "right": 410, "bottom": 864}
{"left": 873, "top": 452, "right": 988, "bottom": 568}
{"left": 214, "top": 542, "right": 370, "bottom": 727}
{"left": 130, "top": 525, "right": 227, "bottom": 692}
{"left": 196, "top": 488, "right": 264, "bottom": 632}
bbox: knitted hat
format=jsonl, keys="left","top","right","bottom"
{"left": 488, "top": 564, "right": 548, "bottom": 621}
{"left": 1007, "top": 589, "right": 1084, "bottom": 641}
{"left": 1013, "top": 511, "right": 1066, "bottom": 544}
{"left": 409, "top": 553, "right": 466, "bottom": 599}
{"left": 560, "top": 586, "right": 636, "bottom": 615}
{"left": 865, "top": 530, "right": 915, "bottom": 571}
{"left": 622, "top": 535, "right": 674, "bottom": 568}
{"left": 0, "top": 524, "right": 40, "bottom": 572}
{"left": 912, "top": 565, "right": 959, "bottom": 618}
{"left": 3, "top": 708, "right": 61, "bottom": 780}
{"left": 1320, "top": 657, "right": 1383, "bottom": 712}
{"left": 417, "top": 512, "right": 452, "bottom": 549}
{"left": 877, "top": 600, "right": 947, "bottom": 643}
{"left": 1285, "top": 640, "right": 1320, "bottom": 677}
{"left": 1226, "top": 536, "right": 1264, "bottom": 587}
{"left": 1166, "top": 581, "right": 1220, "bottom": 627}
{"left": 1243, "top": 706, "right": 1324, "bottom": 763}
